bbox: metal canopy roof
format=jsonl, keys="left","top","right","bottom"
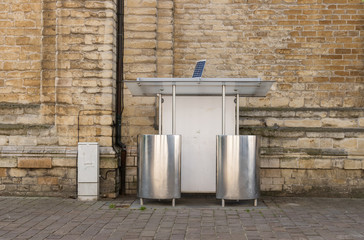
{"left": 125, "top": 78, "right": 275, "bottom": 97}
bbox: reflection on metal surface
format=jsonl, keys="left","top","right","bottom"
{"left": 216, "top": 135, "right": 260, "bottom": 200}
{"left": 138, "top": 134, "right": 181, "bottom": 199}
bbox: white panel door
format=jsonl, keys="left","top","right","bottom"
{"left": 162, "top": 96, "right": 235, "bottom": 193}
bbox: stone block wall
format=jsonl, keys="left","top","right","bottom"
{"left": 173, "top": 0, "right": 363, "bottom": 108}
{"left": 0, "top": 0, "right": 43, "bottom": 104}
{"left": 123, "top": 0, "right": 364, "bottom": 196}
{"left": 1, "top": 0, "right": 363, "bottom": 197}
{"left": 241, "top": 107, "right": 364, "bottom": 197}
{"left": 123, "top": 0, "right": 174, "bottom": 194}
{"left": 0, "top": 0, "right": 120, "bottom": 197}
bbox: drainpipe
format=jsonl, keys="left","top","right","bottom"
{"left": 116, "top": 0, "right": 125, "bottom": 148}
{"left": 115, "top": 0, "right": 126, "bottom": 195}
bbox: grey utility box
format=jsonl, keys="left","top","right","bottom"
{"left": 78, "top": 142, "right": 99, "bottom": 201}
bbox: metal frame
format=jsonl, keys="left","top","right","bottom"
{"left": 131, "top": 77, "right": 274, "bottom": 208}
{"left": 125, "top": 78, "right": 275, "bottom": 97}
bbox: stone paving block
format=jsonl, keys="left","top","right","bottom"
{"left": 0, "top": 197, "right": 363, "bottom": 240}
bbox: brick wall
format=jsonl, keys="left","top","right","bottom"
{"left": 123, "top": 0, "right": 364, "bottom": 196}
{"left": 0, "top": 0, "right": 42, "bottom": 104}
{"left": 123, "top": 0, "right": 175, "bottom": 194}
{"left": 0, "top": 0, "right": 120, "bottom": 197}
{"left": 174, "top": 0, "right": 363, "bottom": 108}
{"left": 241, "top": 107, "right": 364, "bottom": 196}
{"left": 1, "top": 0, "right": 363, "bottom": 197}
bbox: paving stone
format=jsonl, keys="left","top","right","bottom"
{"left": 0, "top": 197, "right": 363, "bottom": 240}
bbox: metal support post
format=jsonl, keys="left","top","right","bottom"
{"left": 222, "top": 85, "right": 226, "bottom": 135}
{"left": 254, "top": 199, "right": 258, "bottom": 207}
{"left": 172, "top": 87, "right": 177, "bottom": 206}
{"left": 172, "top": 85, "right": 176, "bottom": 135}
{"left": 140, "top": 198, "right": 143, "bottom": 206}
{"left": 236, "top": 94, "right": 239, "bottom": 135}
{"left": 222, "top": 199, "right": 225, "bottom": 207}
{"left": 172, "top": 198, "right": 175, "bottom": 207}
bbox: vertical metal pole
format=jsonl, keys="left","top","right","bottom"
{"left": 222, "top": 85, "right": 226, "bottom": 135}
{"left": 222, "top": 199, "right": 225, "bottom": 207}
{"left": 140, "top": 198, "right": 143, "bottom": 206}
{"left": 172, "top": 85, "right": 176, "bottom": 135}
{"left": 236, "top": 94, "right": 239, "bottom": 135}
{"left": 158, "top": 94, "right": 162, "bottom": 135}
{"left": 172, "top": 86, "right": 176, "bottom": 207}
{"left": 254, "top": 199, "right": 258, "bottom": 207}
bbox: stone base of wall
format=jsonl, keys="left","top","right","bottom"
{"left": 261, "top": 169, "right": 364, "bottom": 198}
{"left": 242, "top": 107, "right": 364, "bottom": 197}
{"left": 124, "top": 145, "right": 137, "bottom": 195}
{"left": 0, "top": 146, "right": 121, "bottom": 198}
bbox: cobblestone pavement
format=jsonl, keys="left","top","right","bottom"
{"left": 0, "top": 196, "right": 363, "bottom": 240}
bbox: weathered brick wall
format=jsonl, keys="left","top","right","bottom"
{"left": 2, "top": 0, "right": 362, "bottom": 197}
{"left": 174, "top": 0, "right": 363, "bottom": 108}
{"left": 0, "top": 0, "right": 42, "bottom": 104}
{"left": 173, "top": 0, "right": 364, "bottom": 197}
{"left": 123, "top": 0, "right": 364, "bottom": 196}
{"left": 123, "top": 0, "right": 175, "bottom": 194}
{"left": 0, "top": 0, "right": 120, "bottom": 197}
{"left": 241, "top": 108, "right": 364, "bottom": 197}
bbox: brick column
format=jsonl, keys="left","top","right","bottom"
{"left": 156, "top": 0, "right": 174, "bottom": 77}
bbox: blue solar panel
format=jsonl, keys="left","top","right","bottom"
{"left": 192, "top": 60, "right": 206, "bottom": 78}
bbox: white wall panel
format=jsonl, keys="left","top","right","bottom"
{"left": 162, "top": 96, "right": 235, "bottom": 193}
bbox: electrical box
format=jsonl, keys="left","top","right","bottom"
{"left": 78, "top": 142, "right": 99, "bottom": 201}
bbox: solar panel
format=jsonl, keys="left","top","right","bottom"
{"left": 192, "top": 60, "right": 206, "bottom": 78}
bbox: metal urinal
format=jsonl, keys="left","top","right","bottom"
{"left": 216, "top": 90, "right": 260, "bottom": 207}
{"left": 137, "top": 87, "right": 181, "bottom": 207}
